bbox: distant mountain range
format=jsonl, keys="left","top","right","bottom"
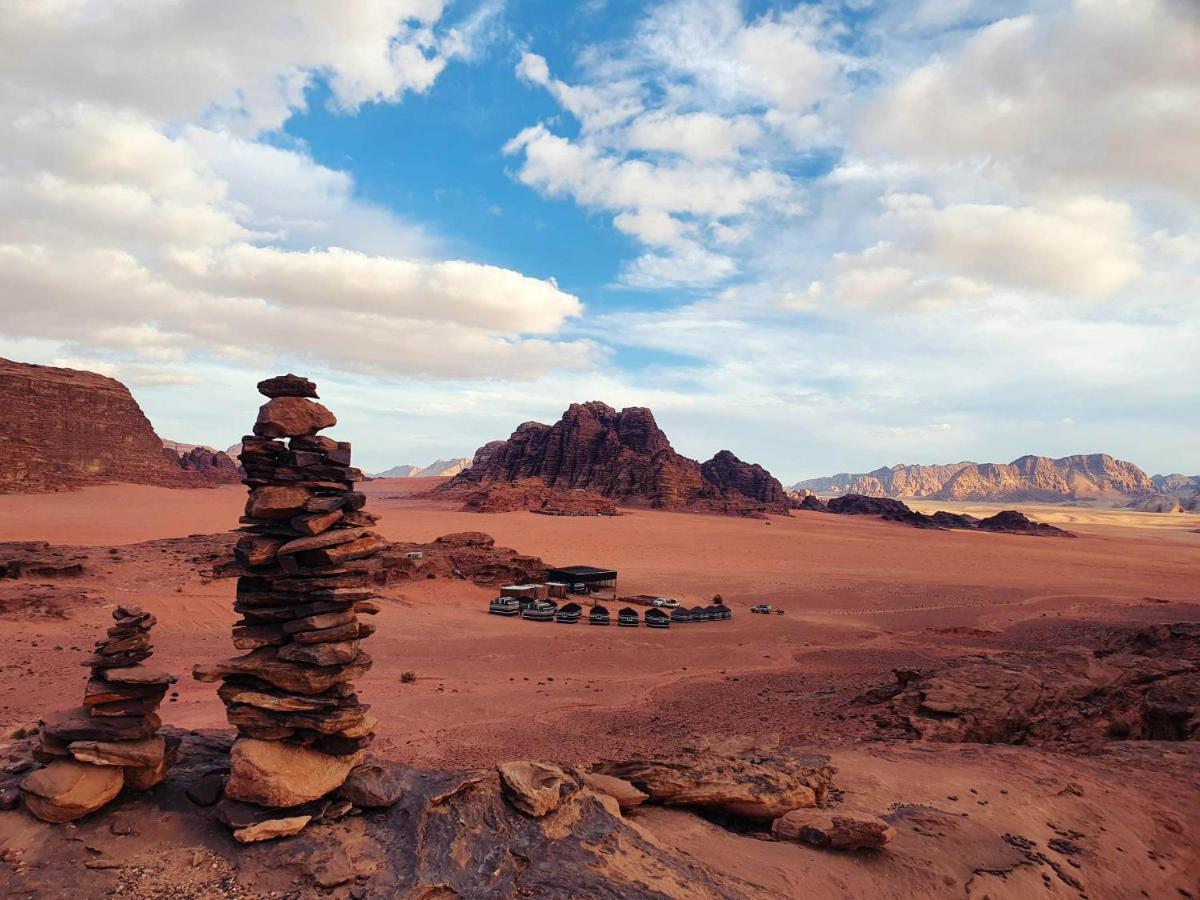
{"left": 372, "top": 457, "right": 473, "bottom": 479}
{"left": 792, "top": 454, "right": 1199, "bottom": 509}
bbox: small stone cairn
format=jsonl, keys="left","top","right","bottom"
{"left": 21, "top": 605, "right": 177, "bottom": 822}
{"left": 194, "top": 374, "right": 387, "bottom": 828}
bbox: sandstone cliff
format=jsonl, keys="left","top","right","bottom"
{"left": 793, "top": 453, "right": 1159, "bottom": 503}
{"left": 439, "top": 401, "right": 790, "bottom": 515}
{"left": 0, "top": 358, "right": 235, "bottom": 493}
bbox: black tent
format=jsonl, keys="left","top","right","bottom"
{"left": 645, "top": 608, "right": 670, "bottom": 629}
{"left": 670, "top": 607, "right": 692, "bottom": 623}
{"left": 556, "top": 602, "right": 582, "bottom": 623}
{"left": 714, "top": 604, "right": 732, "bottom": 620}
{"left": 617, "top": 607, "right": 639, "bottom": 627}
{"left": 689, "top": 605, "right": 708, "bottom": 621}
{"left": 589, "top": 604, "right": 610, "bottom": 626}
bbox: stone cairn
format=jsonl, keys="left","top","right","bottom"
{"left": 21, "top": 605, "right": 177, "bottom": 822}
{"left": 194, "top": 374, "right": 386, "bottom": 826}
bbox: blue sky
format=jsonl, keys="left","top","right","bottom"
{"left": 0, "top": 1, "right": 1197, "bottom": 482}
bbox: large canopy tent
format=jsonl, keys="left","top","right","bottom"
{"left": 546, "top": 566, "right": 618, "bottom": 595}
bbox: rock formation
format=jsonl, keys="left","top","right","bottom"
{"left": 878, "top": 623, "right": 1199, "bottom": 745}
{"left": 193, "top": 374, "right": 386, "bottom": 835}
{"left": 439, "top": 401, "right": 791, "bottom": 515}
{"left": 455, "top": 478, "right": 619, "bottom": 515}
{"left": 794, "top": 453, "right": 1158, "bottom": 503}
{"left": 21, "top": 605, "right": 177, "bottom": 822}
{"left": 172, "top": 445, "right": 241, "bottom": 482}
{"left": 0, "top": 357, "right": 237, "bottom": 493}
{"left": 811, "top": 494, "right": 1073, "bottom": 536}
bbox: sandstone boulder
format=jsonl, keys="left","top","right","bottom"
{"left": 225, "top": 739, "right": 364, "bottom": 807}
{"left": 246, "top": 486, "right": 311, "bottom": 520}
{"left": 583, "top": 772, "right": 648, "bottom": 811}
{"left": 21, "top": 760, "right": 124, "bottom": 823}
{"left": 68, "top": 735, "right": 164, "bottom": 768}
{"left": 596, "top": 737, "right": 834, "bottom": 821}
{"left": 772, "top": 809, "right": 896, "bottom": 850}
{"left": 498, "top": 761, "right": 572, "bottom": 817}
{"left": 233, "top": 814, "right": 312, "bottom": 843}
{"left": 257, "top": 374, "right": 319, "bottom": 399}
{"left": 337, "top": 761, "right": 406, "bottom": 808}
{"left": 253, "top": 397, "right": 336, "bottom": 438}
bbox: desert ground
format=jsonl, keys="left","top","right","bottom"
{"left": 2, "top": 479, "right": 1199, "bottom": 897}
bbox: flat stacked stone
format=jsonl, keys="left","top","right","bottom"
{"left": 194, "top": 375, "right": 384, "bottom": 821}
{"left": 21, "top": 605, "right": 177, "bottom": 822}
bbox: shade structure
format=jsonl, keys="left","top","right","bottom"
{"left": 617, "top": 607, "right": 639, "bottom": 627}
{"left": 645, "top": 608, "right": 670, "bottom": 629}
{"left": 589, "top": 604, "right": 610, "bottom": 626}
{"left": 546, "top": 566, "right": 618, "bottom": 595}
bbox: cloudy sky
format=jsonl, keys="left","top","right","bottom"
{"left": 1, "top": 0, "right": 1196, "bottom": 481}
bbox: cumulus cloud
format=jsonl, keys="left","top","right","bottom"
{"left": 861, "top": 0, "right": 1200, "bottom": 202}
{"left": 0, "top": 0, "right": 591, "bottom": 383}
{"left": 505, "top": 0, "right": 844, "bottom": 288}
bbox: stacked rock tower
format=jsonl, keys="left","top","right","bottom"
{"left": 22, "top": 606, "right": 177, "bottom": 822}
{"left": 195, "top": 374, "right": 385, "bottom": 811}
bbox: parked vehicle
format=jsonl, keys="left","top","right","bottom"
{"left": 589, "top": 604, "right": 611, "bottom": 626}
{"left": 617, "top": 607, "right": 640, "bottom": 627}
{"left": 750, "top": 604, "right": 772, "bottom": 614}
{"left": 645, "top": 608, "right": 671, "bottom": 629}
{"left": 522, "top": 600, "right": 557, "bottom": 622}
{"left": 488, "top": 597, "right": 521, "bottom": 617}
{"left": 651, "top": 597, "right": 680, "bottom": 609}
{"left": 556, "top": 602, "right": 582, "bottom": 624}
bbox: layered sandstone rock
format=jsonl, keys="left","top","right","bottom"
{"left": 20, "top": 606, "right": 177, "bottom": 822}
{"left": 439, "top": 401, "right": 790, "bottom": 515}
{"left": 0, "top": 358, "right": 235, "bottom": 493}
{"left": 818, "top": 494, "right": 1072, "bottom": 536}
{"left": 794, "top": 453, "right": 1158, "bottom": 503}
{"left": 192, "top": 374, "right": 392, "bottom": 837}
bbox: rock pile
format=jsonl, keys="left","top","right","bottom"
{"left": 193, "top": 374, "right": 386, "bottom": 832}
{"left": 21, "top": 605, "right": 177, "bottom": 822}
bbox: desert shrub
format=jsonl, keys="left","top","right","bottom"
{"left": 712, "top": 594, "right": 723, "bottom": 603}
{"left": 400, "top": 671, "right": 417, "bottom": 684}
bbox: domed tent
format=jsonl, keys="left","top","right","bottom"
{"left": 703, "top": 605, "right": 721, "bottom": 621}
{"left": 617, "top": 607, "right": 639, "bottom": 627}
{"left": 689, "top": 605, "right": 708, "bottom": 622}
{"left": 522, "top": 600, "right": 557, "bottom": 622}
{"left": 488, "top": 596, "right": 520, "bottom": 616}
{"left": 645, "top": 607, "right": 670, "bottom": 629}
{"left": 670, "top": 607, "right": 692, "bottom": 624}
{"left": 589, "top": 604, "right": 610, "bottom": 626}
{"left": 556, "top": 602, "right": 582, "bottom": 623}
{"left": 714, "top": 604, "right": 732, "bottom": 621}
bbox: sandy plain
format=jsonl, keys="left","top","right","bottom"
{"left": 2, "top": 479, "right": 1199, "bottom": 897}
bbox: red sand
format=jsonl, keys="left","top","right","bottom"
{"left": 2, "top": 481, "right": 1198, "bottom": 897}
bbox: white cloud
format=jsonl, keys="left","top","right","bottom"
{"left": 0, "top": 0, "right": 590, "bottom": 383}
{"left": 861, "top": 0, "right": 1200, "bottom": 202}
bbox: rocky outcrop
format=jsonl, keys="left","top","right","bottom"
{"left": 0, "top": 357, "right": 237, "bottom": 493}
{"left": 595, "top": 735, "right": 835, "bottom": 821}
{"left": 375, "top": 531, "right": 548, "bottom": 586}
{"left": 881, "top": 623, "right": 1199, "bottom": 745}
{"left": 455, "top": 478, "right": 618, "bottom": 515}
{"left": 174, "top": 446, "right": 241, "bottom": 483}
{"left": 794, "top": 453, "right": 1159, "bottom": 503}
{"left": 817, "top": 494, "right": 1071, "bottom": 536}
{"left": 439, "top": 401, "right": 790, "bottom": 515}
{"left": 772, "top": 808, "right": 896, "bottom": 850}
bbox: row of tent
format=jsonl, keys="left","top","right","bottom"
{"left": 488, "top": 597, "right": 733, "bottom": 627}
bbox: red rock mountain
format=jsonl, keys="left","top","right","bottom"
{"left": 440, "top": 401, "right": 790, "bottom": 514}
{"left": 0, "top": 358, "right": 238, "bottom": 493}
{"left": 793, "top": 454, "right": 1158, "bottom": 503}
